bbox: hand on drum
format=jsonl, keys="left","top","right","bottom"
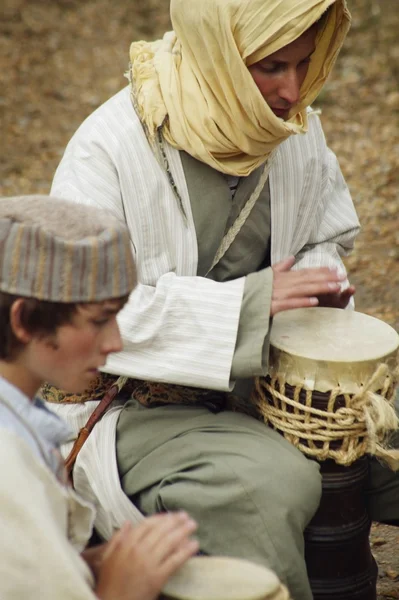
{"left": 271, "top": 256, "right": 355, "bottom": 316}
{"left": 316, "top": 284, "right": 356, "bottom": 309}
{"left": 95, "top": 512, "right": 199, "bottom": 600}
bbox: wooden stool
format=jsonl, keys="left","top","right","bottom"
{"left": 253, "top": 308, "right": 399, "bottom": 600}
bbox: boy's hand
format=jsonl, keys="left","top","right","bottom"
{"left": 95, "top": 512, "right": 199, "bottom": 600}
{"left": 81, "top": 543, "right": 108, "bottom": 580}
{"left": 271, "top": 256, "right": 350, "bottom": 316}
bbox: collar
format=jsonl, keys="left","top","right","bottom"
{"left": 0, "top": 376, "right": 72, "bottom": 448}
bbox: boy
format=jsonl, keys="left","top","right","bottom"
{"left": 0, "top": 195, "right": 199, "bottom": 600}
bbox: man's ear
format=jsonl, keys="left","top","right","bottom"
{"left": 9, "top": 299, "right": 33, "bottom": 345}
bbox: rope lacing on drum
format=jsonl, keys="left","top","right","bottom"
{"left": 253, "top": 363, "right": 399, "bottom": 468}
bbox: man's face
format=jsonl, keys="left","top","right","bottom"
{"left": 29, "top": 299, "right": 125, "bottom": 393}
{"left": 248, "top": 25, "right": 318, "bottom": 120}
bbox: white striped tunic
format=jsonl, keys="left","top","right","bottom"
{"left": 52, "top": 86, "right": 360, "bottom": 392}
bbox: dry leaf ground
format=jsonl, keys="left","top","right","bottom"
{"left": 1, "top": 0, "right": 398, "bottom": 597}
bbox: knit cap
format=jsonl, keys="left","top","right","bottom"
{"left": 0, "top": 195, "right": 136, "bottom": 302}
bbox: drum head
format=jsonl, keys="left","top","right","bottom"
{"left": 270, "top": 308, "right": 398, "bottom": 363}
{"left": 162, "top": 556, "right": 281, "bottom": 600}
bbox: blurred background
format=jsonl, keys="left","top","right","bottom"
{"left": 0, "top": 0, "right": 398, "bottom": 595}
{"left": 1, "top": 0, "right": 397, "bottom": 331}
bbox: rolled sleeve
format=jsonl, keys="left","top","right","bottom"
{"left": 231, "top": 267, "right": 273, "bottom": 379}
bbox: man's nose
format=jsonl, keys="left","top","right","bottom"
{"left": 278, "top": 69, "right": 301, "bottom": 106}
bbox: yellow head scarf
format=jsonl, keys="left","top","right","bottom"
{"left": 129, "top": 0, "right": 351, "bottom": 176}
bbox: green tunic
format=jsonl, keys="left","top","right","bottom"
{"left": 117, "top": 155, "right": 320, "bottom": 600}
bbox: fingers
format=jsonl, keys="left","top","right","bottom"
{"left": 98, "top": 513, "right": 199, "bottom": 599}
{"left": 270, "top": 261, "right": 352, "bottom": 316}
{"left": 272, "top": 256, "right": 296, "bottom": 273}
{"left": 274, "top": 280, "right": 344, "bottom": 300}
{"left": 128, "top": 512, "right": 196, "bottom": 553}
{"left": 318, "top": 285, "right": 356, "bottom": 309}
{"left": 107, "top": 513, "right": 198, "bottom": 564}
{"left": 271, "top": 296, "right": 319, "bottom": 316}
{"left": 273, "top": 270, "right": 347, "bottom": 297}
{"left": 275, "top": 267, "right": 345, "bottom": 286}
{"left": 272, "top": 259, "right": 345, "bottom": 285}
{"left": 157, "top": 538, "right": 200, "bottom": 582}
{"left": 148, "top": 513, "right": 198, "bottom": 564}
{"left": 344, "top": 285, "right": 356, "bottom": 297}
{"left": 101, "top": 521, "right": 133, "bottom": 562}
{"left": 145, "top": 513, "right": 199, "bottom": 588}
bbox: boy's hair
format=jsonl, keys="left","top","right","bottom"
{"left": 0, "top": 292, "right": 77, "bottom": 360}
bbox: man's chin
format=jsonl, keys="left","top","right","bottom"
{"left": 272, "top": 108, "right": 290, "bottom": 120}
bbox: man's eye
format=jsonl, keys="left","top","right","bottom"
{"left": 259, "top": 64, "right": 282, "bottom": 74}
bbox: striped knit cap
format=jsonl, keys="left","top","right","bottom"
{"left": 0, "top": 195, "right": 136, "bottom": 303}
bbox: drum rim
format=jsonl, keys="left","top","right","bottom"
{"left": 162, "top": 556, "right": 281, "bottom": 600}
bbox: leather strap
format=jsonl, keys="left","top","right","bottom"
{"left": 65, "top": 376, "right": 127, "bottom": 477}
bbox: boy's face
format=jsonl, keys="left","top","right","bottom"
{"left": 27, "top": 299, "right": 125, "bottom": 393}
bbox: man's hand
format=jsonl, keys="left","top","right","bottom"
{"left": 271, "top": 256, "right": 352, "bottom": 316}
{"left": 317, "top": 285, "right": 356, "bottom": 309}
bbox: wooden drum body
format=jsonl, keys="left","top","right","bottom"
{"left": 253, "top": 308, "right": 399, "bottom": 600}
{"left": 305, "top": 457, "right": 377, "bottom": 600}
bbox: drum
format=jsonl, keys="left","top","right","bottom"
{"left": 253, "top": 307, "right": 399, "bottom": 600}
{"left": 161, "top": 556, "right": 290, "bottom": 600}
